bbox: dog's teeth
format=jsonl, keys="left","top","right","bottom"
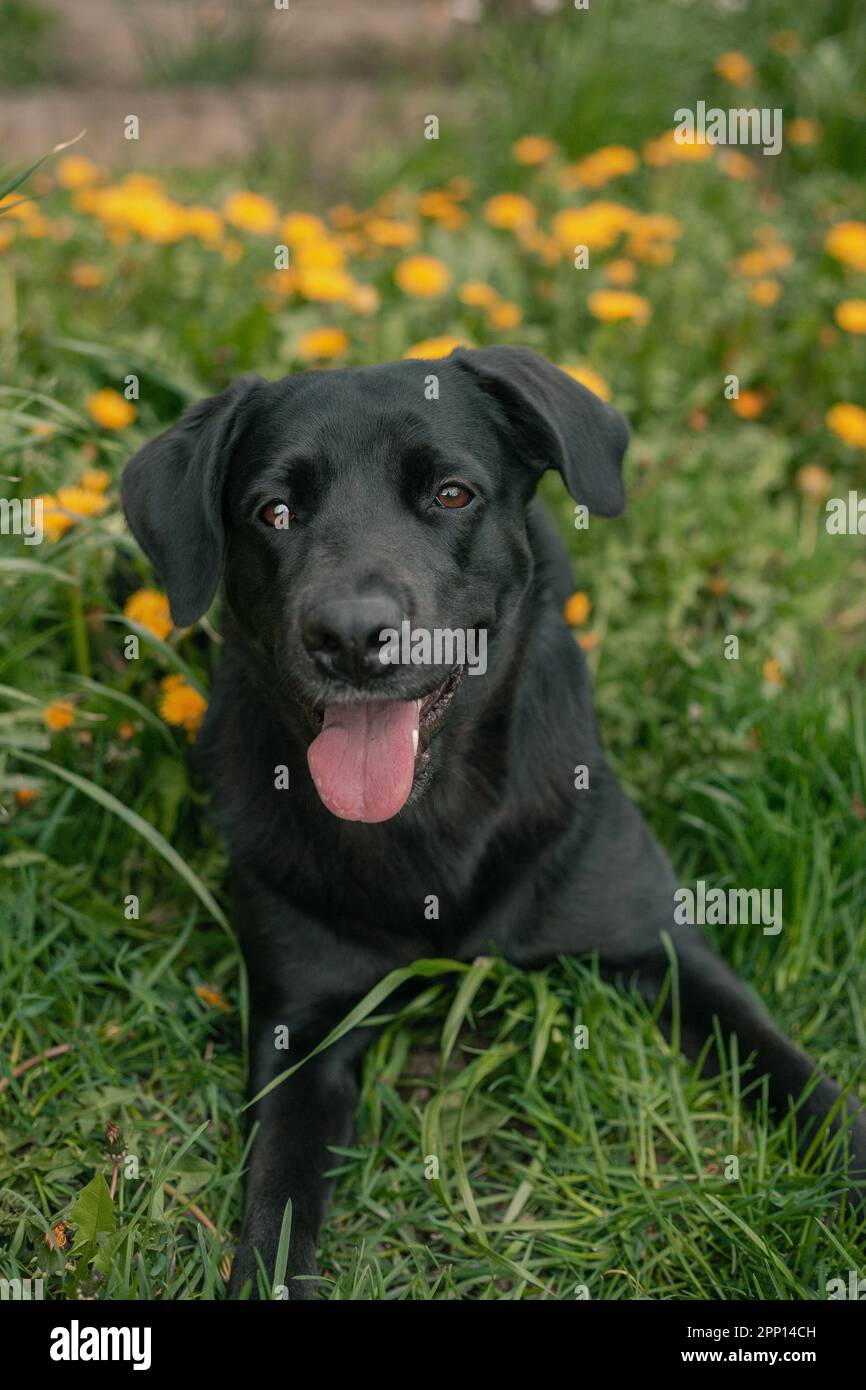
{"left": 412, "top": 728, "right": 419, "bottom": 754}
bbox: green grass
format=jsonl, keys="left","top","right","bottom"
{"left": 123, "top": 2, "right": 266, "bottom": 89}
{"left": 1, "top": 0, "right": 866, "bottom": 1299}
{"left": 0, "top": 1, "right": 60, "bottom": 89}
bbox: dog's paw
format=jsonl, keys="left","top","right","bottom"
{"left": 227, "top": 1236, "right": 319, "bottom": 1300}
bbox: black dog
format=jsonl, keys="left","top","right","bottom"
{"left": 122, "top": 346, "right": 866, "bottom": 1298}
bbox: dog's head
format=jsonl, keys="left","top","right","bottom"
{"left": 122, "top": 346, "right": 628, "bottom": 823}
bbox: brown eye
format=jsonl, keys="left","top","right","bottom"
{"left": 259, "top": 500, "right": 294, "bottom": 528}
{"left": 435, "top": 482, "right": 474, "bottom": 509}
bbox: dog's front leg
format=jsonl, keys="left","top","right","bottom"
{"left": 228, "top": 1018, "right": 367, "bottom": 1300}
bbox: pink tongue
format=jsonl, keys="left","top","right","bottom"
{"left": 307, "top": 699, "right": 419, "bottom": 822}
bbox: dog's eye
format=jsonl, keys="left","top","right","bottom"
{"left": 435, "top": 482, "right": 474, "bottom": 510}
{"left": 259, "top": 500, "right": 294, "bottom": 528}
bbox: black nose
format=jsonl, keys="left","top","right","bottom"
{"left": 301, "top": 594, "right": 405, "bottom": 682}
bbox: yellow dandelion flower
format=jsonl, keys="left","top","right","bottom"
{"left": 824, "top": 221, "right": 866, "bottom": 271}
{"left": 222, "top": 191, "right": 278, "bottom": 235}
{"left": 626, "top": 213, "right": 683, "bottom": 265}
{"left": 297, "top": 266, "right": 356, "bottom": 303}
{"left": 483, "top": 193, "right": 537, "bottom": 231}
{"left": 122, "top": 173, "right": 164, "bottom": 195}
{"left": 719, "top": 151, "right": 757, "bottom": 181}
{"left": 715, "top": 51, "right": 754, "bottom": 87}
{"left": 131, "top": 194, "right": 187, "bottom": 243}
{"left": 183, "top": 205, "right": 224, "bottom": 247}
{"left": 487, "top": 301, "right": 523, "bottom": 330}
{"left": 552, "top": 201, "right": 637, "bottom": 253}
{"left": 403, "top": 336, "right": 468, "bottom": 360}
{"left": 827, "top": 403, "right": 866, "bottom": 449}
{"left": 563, "top": 591, "right": 591, "bottom": 626}
{"left": 56, "top": 155, "right": 106, "bottom": 190}
{"left": 458, "top": 280, "right": 500, "bottom": 309}
{"left": 416, "top": 192, "right": 466, "bottom": 229}
{"left": 394, "top": 254, "right": 452, "bottom": 298}
{"left": 749, "top": 278, "right": 781, "bottom": 306}
{"left": 280, "top": 212, "right": 328, "bottom": 246}
{"left": 365, "top": 218, "right": 419, "bottom": 249}
{"left": 124, "top": 588, "right": 173, "bottom": 640}
{"left": 788, "top": 118, "right": 820, "bottom": 146}
{"left": 328, "top": 204, "right": 359, "bottom": 230}
{"left": 55, "top": 486, "right": 109, "bottom": 520}
{"left": 415, "top": 191, "right": 445, "bottom": 216}
{"left": 603, "top": 258, "right": 637, "bottom": 287}
{"left": 559, "top": 364, "right": 612, "bottom": 402}
{"left": 762, "top": 658, "right": 785, "bottom": 686}
{"left": 634, "top": 214, "right": 683, "bottom": 242}
{"left": 38, "top": 495, "right": 74, "bottom": 542}
{"left": 195, "top": 983, "right": 230, "bottom": 1011}
{"left": 86, "top": 389, "right": 136, "bottom": 430}
{"left": 294, "top": 239, "right": 346, "bottom": 272}
{"left": 70, "top": 263, "right": 104, "bottom": 289}
{"left": 44, "top": 699, "right": 75, "bottom": 732}
{"left": 587, "top": 289, "right": 650, "bottom": 323}
{"left": 296, "top": 327, "right": 350, "bottom": 361}
{"left": 79, "top": 468, "right": 111, "bottom": 493}
{"left": 835, "top": 300, "right": 866, "bottom": 334}
{"left": 733, "top": 243, "right": 793, "bottom": 277}
{"left": 512, "top": 135, "right": 556, "bottom": 165}
{"left": 565, "top": 145, "right": 639, "bottom": 189}
{"left": 418, "top": 190, "right": 456, "bottom": 219}
{"left": 159, "top": 674, "right": 207, "bottom": 738}
{"left": 23, "top": 215, "right": 52, "bottom": 239}
{"left": 0, "top": 194, "right": 36, "bottom": 220}
{"left": 731, "top": 390, "right": 766, "bottom": 420}
{"left": 643, "top": 130, "right": 714, "bottom": 166}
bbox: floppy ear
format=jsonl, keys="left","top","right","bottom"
{"left": 452, "top": 345, "right": 628, "bottom": 516}
{"left": 121, "top": 375, "right": 262, "bottom": 627}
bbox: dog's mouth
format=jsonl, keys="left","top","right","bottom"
{"left": 305, "top": 667, "right": 464, "bottom": 823}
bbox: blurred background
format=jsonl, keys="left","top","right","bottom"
{"left": 3, "top": 0, "right": 865, "bottom": 179}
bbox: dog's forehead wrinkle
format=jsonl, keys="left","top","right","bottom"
{"left": 237, "top": 365, "right": 508, "bottom": 500}
{"left": 317, "top": 407, "right": 444, "bottom": 467}
{"left": 265, "top": 359, "right": 484, "bottom": 441}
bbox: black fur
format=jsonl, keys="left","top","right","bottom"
{"left": 121, "top": 347, "right": 866, "bottom": 1299}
